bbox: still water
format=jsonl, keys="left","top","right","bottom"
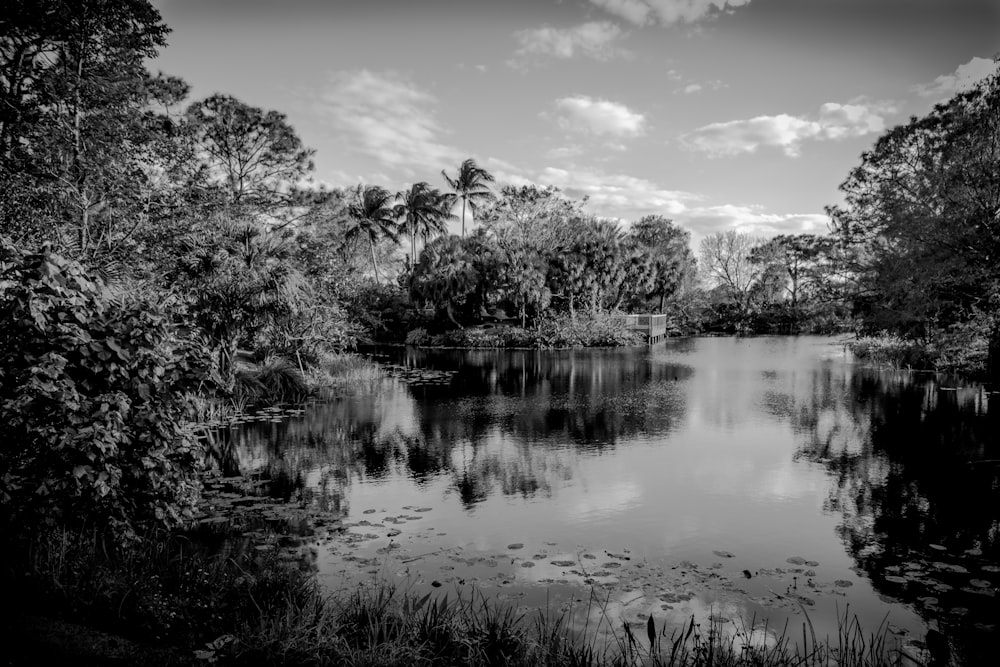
{"left": 222, "top": 336, "right": 998, "bottom": 659}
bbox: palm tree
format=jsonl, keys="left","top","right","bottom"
{"left": 441, "top": 158, "right": 495, "bottom": 237}
{"left": 394, "top": 182, "right": 453, "bottom": 265}
{"left": 346, "top": 184, "right": 399, "bottom": 285}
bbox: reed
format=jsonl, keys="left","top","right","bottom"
{"left": 5, "top": 526, "right": 912, "bottom": 667}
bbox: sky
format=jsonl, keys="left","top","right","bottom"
{"left": 150, "top": 0, "right": 999, "bottom": 246}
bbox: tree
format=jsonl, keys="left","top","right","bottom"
{"left": 699, "top": 230, "right": 770, "bottom": 330}
{"left": 749, "top": 234, "right": 843, "bottom": 330}
{"left": 346, "top": 184, "right": 399, "bottom": 285}
{"left": 441, "top": 158, "right": 495, "bottom": 237}
{"left": 185, "top": 93, "right": 315, "bottom": 216}
{"left": 174, "top": 216, "right": 304, "bottom": 389}
{"left": 0, "top": 0, "right": 177, "bottom": 263}
{"left": 479, "top": 184, "right": 584, "bottom": 254}
{"left": 548, "top": 217, "right": 627, "bottom": 317}
{"left": 503, "top": 248, "right": 551, "bottom": 327}
{"left": 394, "top": 181, "right": 452, "bottom": 265}
{"left": 829, "top": 63, "right": 1000, "bottom": 378}
{"left": 410, "top": 235, "right": 480, "bottom": 328}
{"left": 628, "top": 215, "right": 694, "bottom": 312}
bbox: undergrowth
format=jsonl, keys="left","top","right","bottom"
{"left": 1, "top": 526, "right": 917, "bottom": 667}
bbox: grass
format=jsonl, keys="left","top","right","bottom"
{"left": 307, "top": 352, "right": 387, "bottom": 397}
{"left": 2, "top": 525, "right": 917, "bottom": 667}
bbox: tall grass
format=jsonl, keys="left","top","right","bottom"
{"left": 4, "top": 525, "right": 916, "bottom": 667}
{"left": 307, "top": 353, "right": 387, "bottom": 397}
{"left": 235, "top": 353, "right": 310, "bottom": 405}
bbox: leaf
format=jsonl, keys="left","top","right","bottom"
{"left": 414, "top": 591, "right": 432, "bottom": 612}
{"left": 646, "top": 615, "right": 656, "bottom": 649}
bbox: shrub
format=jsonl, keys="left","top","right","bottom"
{"left": 531, "top": 314, "right": 643, "bottom": 348}
{"left": 848, "top": 334, "right": 938, "bottom": 370}
{"left": 405, "top": 327, "right": 430, "bottom": 345}
{"left": 235, "top": 354, "right": 309, "bottom": 406}
{"left": 423, "top": 315, "right": 643, "bottom": 349}
{"left": 0, "top": 242, "right": 216, "bottom": 537}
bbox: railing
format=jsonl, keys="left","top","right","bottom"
{"left": 612, "top": 314, "right": 668, "bottom": 343}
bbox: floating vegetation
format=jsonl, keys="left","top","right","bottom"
{"left": 381, "top": 364, "right": 457, "bottom": 386}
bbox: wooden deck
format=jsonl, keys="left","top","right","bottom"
{"left": 613, "top": 314, "right": 668, "bottom": 344}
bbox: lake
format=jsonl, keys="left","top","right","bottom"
{"left": 217, "top": 336, "right": 999, "bottom": 661}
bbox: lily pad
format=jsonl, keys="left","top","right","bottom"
{"left": 712, "top": 550, "right": 735, "bottom": 558}
{"left": 884, "top": 575, "right": 908, "bottom": 584}
{"left": 507, "top": 543, "right": 524, "bottom": 550}
{"left": 786, "top": 556, "right": 807, "bottom": 565}
{"left": 834, "top": 580, "right": 854, "bottom": 588}
{"left": 969, "top": 579, "right": 992, "bottom": 588}
{"left": 932, "top": 562, "right": 968, "bottom": 574}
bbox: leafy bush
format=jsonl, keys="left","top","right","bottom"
{"left": 405, "top": 327, "right": 430, "bottom": 345}
{"left": 345, "top": 282, "right": 418, "bottom": 343}
{"left": 0, "top": 242, "right": 216, "bottom": 537}
{"left": 848, "top": 334, "right": 938, "bottom": 370}
{"left": 235, "top": 354, "right": 309, "bottom": 406}
{"left": 422, "top": 315, "right": 643, "bottom": 348}
{"left": 531, "top": 314, "right": 643, "bottom": 348}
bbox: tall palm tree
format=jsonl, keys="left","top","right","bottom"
{"left": 346, "top": 184, "right": 399, "bottom": 285}
{"left": 441, "top": 158, "right": 495, "bottom": 237}
{"left": 394, "top": 182, "right": 453, "bottom": 265}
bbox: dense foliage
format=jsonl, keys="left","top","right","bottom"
{"left": 829, "top": 63, "right": 1000, "bottom": 379}
{"left": 0, "top": 242, "right": 215, "bottom": 535}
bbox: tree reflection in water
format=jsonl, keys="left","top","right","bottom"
{"left": 789, "top": 368, "right": 999, "bottom": 663}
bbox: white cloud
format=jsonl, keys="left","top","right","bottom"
{"left": 680, "top": 100, "right": 890, "bottom": 157}
{"left": 589, "top": 0, "right": 752, "bottom": 26}
{"left": 539, "top": 166, "right": 695, "bottom": 219}
{"left": 470, "top": 160, "right": 828, "bottom": 249}
{"left": 552, "top": 96, "right": 646, "bottom": 137}
{"left": 913, "top": 57, "right": 997, "bottom": 99}
{"left": 817, "top": 102, "right": 887, "bottom": 139}
{"left": 679, "top": 204, "right": 829, "bottom": 238}
{"left": 513, "top": 21, "right": 629, "bottom": 62}
{"left": 546, "top": 144, "right": 585, "bottom": 159}
{"left": 312, "top": 70, "right": 462, "bottom": 175}
{"left": 681, "top": 114, "right": 820, "bottom": 157}
{"left": 588, "top": 0, "right": 652, "bottom": 25}
{"left": 674, "top": 79, "right": 726, "bottom": 95}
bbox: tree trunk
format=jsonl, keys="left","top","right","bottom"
{"left": 988, "top": 319, "right": 1000, "bottom": 386}
{"left": 461, "top": 198, "right": 467, "bottom": 237}
{"left": 658, "top": 291, "right": 665, "bottom": 313}
{"left": 369, "top": 237, "right": 380, "bottom": 285}
{"left": 218, "top": 335, "right": 238, "bottom": 395}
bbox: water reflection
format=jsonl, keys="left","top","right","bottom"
{"left": 787, "top": 370, "right": 999, "bottom": 662}
{"left": 226, "top": 337, "right": 999, "bottom": 659}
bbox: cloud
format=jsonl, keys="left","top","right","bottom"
{"left": 679, "top": 204, "right": 829, "bottom": 239}
{"left": 312, "top": 69, "right": 462, "bottom": 175}
{"left": 552, "top": 96, "right": 646, "bottom": 137}
{"left": 513, "top": 21, "right": 629, "bottom": 62}
{"left": 589, "top": 0, "right": 752, "bottom": 26}
{"left": 913, "top": 57, "right": 998, "bottom": 99}
{"left": 538, "top": 166, "right": 695, "bottom": 219}
{"left": 472, "top": 160, "right": 828, "bottom": 248}
{"left": 588, "top": 0, "right": 652, "bottom": 25}
{"left": 546, "top": 144, "right": 586, "bottom": 159}
{"left": 816, "top": 102, "right": 887, "bottom": 139}
{"left": 674, "top": 79, "right": 726, "bottom": 95}
{"left": 680, "top": 100, "right": 890, "bottom": 157}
